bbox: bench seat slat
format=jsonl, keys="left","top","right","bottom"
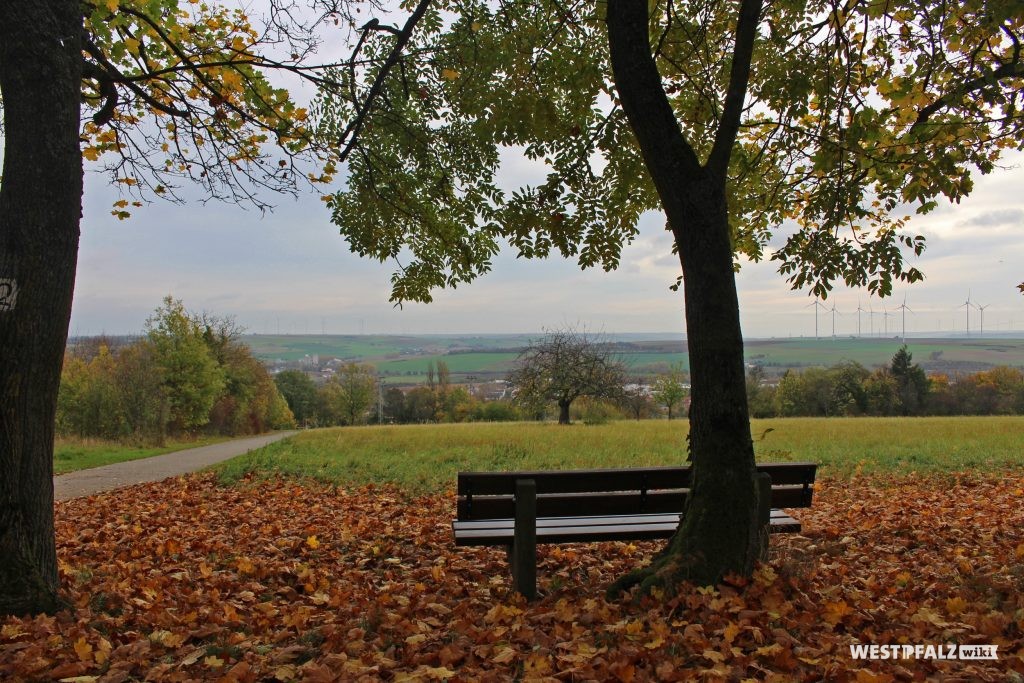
{"left": 453, "top": 509, "right": 802, "bottom": 546}
{"left": 455, "top": 512, "right": 682, "bottom": 530}
{"left": 457, "top": 462, "right": 817, "bottom": 496}
{"left": 458, "top": 484, "right": 813, "bottom": 520}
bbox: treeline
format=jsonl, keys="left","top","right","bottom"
{"left": 747, "top": 347, "right": 1024, "bottom": 418}
{"left": 275, "top": 361, "right": 527, "bottom": 426}
{"left": 58, "top": 297, "right": 294, "bottom": 443}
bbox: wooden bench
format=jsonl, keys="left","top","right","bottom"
{"left": 452, "top": 462, "right": 816, "bottom": 598}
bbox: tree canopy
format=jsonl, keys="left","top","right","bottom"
{"left": 319, "top": 0, "right": 1023, "bottom": 302}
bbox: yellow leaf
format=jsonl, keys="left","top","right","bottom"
{"left": 823, "top": 600, "right": 852, "bottom": 625}
{"left": 124, "top": 37, "right": 139, "bottom": 54}
{"left": 492, "top": 647, "right": 516, "bottom": 663}
{"left": 855, "top": 669, "right": 892, "bottom": 683}
{"left": 1, "top": 624, "right": 26, "bottom": 639}
{"left": 643, "top": 636, "right": 665, "bottom": 650}
{"left": 73, "top": 636, "right": 93, "bottom": 662}
{"left": 305, "top": 535, "right": 320, "bottom": 549}
{"left": 221, "top": 70, "right": 243, "bottom": 92}
{"left": 405, "top": 634, "right": 427, "bottom": 645}
{"left": 945, "top": 596, "right": 968, "bottom": 617}
{"left": 1015, "top": 543, "right": 1024, "bottom": 561}
{"left": 104, "top": 0, "right": 118, "bottom": 12}
{"left": 149, "top": 629, "right": 186, "bottom": 648}
{"left": 204, "top": 655, "right": 225, "bottom": 668}
{"left": 624, "top": 620, "right": 645, "bottom": 639}
{"left": 441, "top": 68, "right": 460, "bottom": 81}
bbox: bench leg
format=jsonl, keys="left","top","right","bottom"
{"left": 511, "top": 478, "right": 537, "bottom": 600}
{"left": 755, "top": 472, "right": 771, "bottom": 561}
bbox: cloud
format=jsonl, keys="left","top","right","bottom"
{"left": 956, "top": 209, "right": 1024, "bottom": 229}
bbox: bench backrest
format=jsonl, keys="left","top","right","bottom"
{"left": 456, "top": 462, "right": 817, "bottom": 520}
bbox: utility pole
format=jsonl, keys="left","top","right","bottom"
{"left": 377, "top": 375, "right": 384, "bottom": 424}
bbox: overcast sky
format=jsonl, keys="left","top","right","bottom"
{"left": 68, "top": 144, "right": 1024, "bottom": 340}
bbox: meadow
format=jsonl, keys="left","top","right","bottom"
{"left": 213, "top": 416, "right": 1024, "bottom": 492}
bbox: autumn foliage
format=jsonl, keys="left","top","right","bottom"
{"left": 2, "top": 472, "right": 1022, "bottom": 681}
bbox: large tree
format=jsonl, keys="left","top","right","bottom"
{"left": 317, "top": 0, "right": 1024, "bottom": 593}
{"left": 0, "top": 0, "right": 349, "bottom": 615}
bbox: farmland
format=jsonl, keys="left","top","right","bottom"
{"left": 243, "top": 333, "right": 1024, "bottom": 384}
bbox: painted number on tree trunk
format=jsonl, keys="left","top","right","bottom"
{"left": 0, "top": 278, "right": 18, "bottom": 312}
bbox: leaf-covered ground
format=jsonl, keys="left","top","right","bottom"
{"left": 3, "top": 472, "right": 1023, "bottom": 681}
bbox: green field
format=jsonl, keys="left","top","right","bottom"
{"left": 53, "top": 436, "right": 229, "bottom": 474}
{"left": 244, "top": 334, "right": 1024, "bottom": 383}
{"left": 213, "top": 416, "right": 1024, "bottom": 492}
{"left": 243, "top": 334, "right": 537, "bottom": 363}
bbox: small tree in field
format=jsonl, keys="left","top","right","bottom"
{"left": 509, "top": 328, "right": 626, "bottom": 425}
{"left": 321, "top": 363, "right": 378, "bottom": 426}
{"left": 620, "top": 380, "right": 655, "bottom": 420}
{"left": 652, "top": 364, "right": 689, "bottom": 420}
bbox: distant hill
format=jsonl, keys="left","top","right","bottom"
{"left": 240, "top": 334, "right": 1024, "bottom": 385}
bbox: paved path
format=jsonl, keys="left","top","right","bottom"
{"left": 54, "top": 431, "right": 297, "bottom": 501}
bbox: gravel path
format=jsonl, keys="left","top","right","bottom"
{"left": 53, "top": 431, "right": 297, "bottom": 501}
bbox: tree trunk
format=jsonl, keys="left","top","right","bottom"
{"left": 0, "top": 0, "right": 83, "bottom": 615}
{"left": 557, "top": 400, "right": 570, "bottom": 425}
{"left": 606, "top": 0, "right": 763, "bottom": 595}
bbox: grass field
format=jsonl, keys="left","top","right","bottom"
{"left": 53, "top": 436, "right": 229, "bottom": 474}
{"left": 213, "top": 416, "right": 1024, "bottom": 492}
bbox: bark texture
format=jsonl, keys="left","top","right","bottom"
{"left": 0, "top": 0, "right": 83, "bottom": 615}
{"left": 605, "top": 0, "right": 764, "bottom": 594}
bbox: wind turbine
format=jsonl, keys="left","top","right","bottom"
{"left": 976, "top": 302, "right": 990, "bottom": 337}
{"left": 958, "top": 291, "right": 975, "bottom": 337}
{"left": 895, "top": 296, "right": 913, "bottom": 344}
{"left": 807, "top": 298, "right": 827, "bottom": 340}
{"left": 829, "top": 303, "right": 842, "bottom": 339}
{"left": 868, "top": 301, "right": 875, "bottom": 337}
{"left": 882, "top": 306, "right": 895, "bottom": 336}
{"left": 855, "top": 300, "right": 866, "bottom": 337}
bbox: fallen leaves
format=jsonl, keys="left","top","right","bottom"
{"left": 1, "top": 471, "right": 1022, "bottom": 681}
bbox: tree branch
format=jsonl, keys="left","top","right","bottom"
{"left": 707, "top": 0, "right": 763, "bottom": 177}
{"left": 336, "top": 0, "right": 434, "bottom": 164}
{"left": 605, "top": 0, "right": 702, "bottom": 183}
{"left": 911, "top": 60, "right": 1024, "bottom": 132}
